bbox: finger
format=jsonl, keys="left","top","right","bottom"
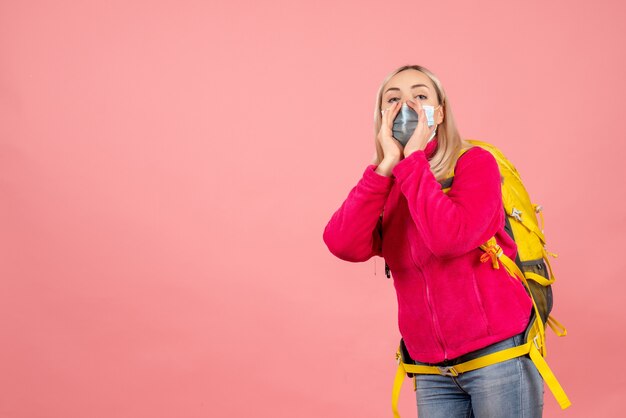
{"left": 414, "top": 100, "right": 426, "bottom": 124}
{"left": 382, "top": 103, "right": 392, "bottom": 126}
{"left": 384, "top": 101, "right": 400, "bottom": 130}
{"left": 391, "top": 100, "right": 402, "bottom": 119}
{"left": 416, "top": 102, "right": 427, "bottom": 126}
{"left": 380, "top": 105, "right": 390, "bottom": 127}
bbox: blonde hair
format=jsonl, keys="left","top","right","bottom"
{"left": 372, "top": 64, "right": 474, "bottom": 182}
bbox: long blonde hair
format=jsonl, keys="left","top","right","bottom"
{"left": 372, "top": 64, "right": 473, "bottom": 182}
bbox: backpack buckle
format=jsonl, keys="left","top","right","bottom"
{"left": 532, "top": 334, "right": 542, "bottom": 350}
{"left": 437, "top": 366, "right": 459, "bottom": 377}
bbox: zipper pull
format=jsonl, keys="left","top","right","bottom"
{"left": 385, "top": 262, "right": 391, "bottom": 279}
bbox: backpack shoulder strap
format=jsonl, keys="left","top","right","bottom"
{"left": 439, "top": 141, "right": 477, "bottom": 192}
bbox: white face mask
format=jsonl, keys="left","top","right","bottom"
{"left": 392, "top": 102, "right": 440, "bottom": 146}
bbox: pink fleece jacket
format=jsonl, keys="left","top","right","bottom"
{"left": 322, "top": 136, "right": 533, "bottom": 363}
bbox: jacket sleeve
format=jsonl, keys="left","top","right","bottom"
{"left": 391, "top": 147, "right": 503, "bottom": 259}
{"left": 322, "top": 164, "right": 393, "bottom": 262}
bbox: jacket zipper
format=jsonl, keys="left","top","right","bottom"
{"left": 471, "top": 272, "right": 492, "bottom": 335}
{"left": 414, "top": 262, "right": 448, "bottom": 360}
{"left": 424, "top": 278, "right": 448, "bottom": 360}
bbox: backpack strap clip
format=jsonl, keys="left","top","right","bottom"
{"left": 437, "top": 366, "right": 459, "bottom": 377}
{"left": 532, "top": 334, "right": 542, "bottom": 350}
{"left": 479, "top": 236, "right": 503, "bottom": 269}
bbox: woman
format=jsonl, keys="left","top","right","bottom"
{"left": 322, "top": 65, "right": 544, "bottom": 417}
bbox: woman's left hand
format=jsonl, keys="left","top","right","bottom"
{"left": 403, "top": 98, "right": 436, "bottom": 158}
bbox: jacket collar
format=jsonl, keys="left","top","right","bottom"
{"left": 424, "top": 135, "right": 439, "bottom": 159}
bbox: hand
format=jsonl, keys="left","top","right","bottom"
{"left": 377, "top": 101, "right": 404, "bottom": 162}
{"left": 403, "top": 98, "right": 437, "bottom": 158}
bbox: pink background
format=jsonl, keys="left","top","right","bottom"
{"left": 1, "top": 1, "right": 624, "bottom": 417}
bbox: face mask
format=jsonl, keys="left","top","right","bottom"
{"left": 392, "top": 102, "right": 440, "bottom": 146}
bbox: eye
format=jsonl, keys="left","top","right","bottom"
{"left": 386, "top": 94, "right": 427, "bottom": 104}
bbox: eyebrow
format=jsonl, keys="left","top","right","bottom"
{"left": 384, "top": 84, "right": 430, "bottom": 95}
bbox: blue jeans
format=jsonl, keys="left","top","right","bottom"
{"left": 413, "top": 332, "right": 544, "bottom": 417}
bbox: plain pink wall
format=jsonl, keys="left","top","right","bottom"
{"left": 1, "top": 0, "right": 624, "bottom": 417}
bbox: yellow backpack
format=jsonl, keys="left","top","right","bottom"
{"left": 390, "top": 139, "right": 571, "bottom": 417}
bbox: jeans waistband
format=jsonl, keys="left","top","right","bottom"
{"left": 414, "top": 332, "right": 525, "bottom": 367}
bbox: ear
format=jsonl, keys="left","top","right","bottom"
{"left": 435, "top": 105, "right": 444, "bottom": 124}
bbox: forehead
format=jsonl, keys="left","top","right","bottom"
{"left": 384, "top": 69, "right": 433, "bottom": 93}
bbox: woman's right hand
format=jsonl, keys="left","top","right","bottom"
{"left": 374, "top": 101, "right": 403, "bottom": 176}
{"left": 377, "top": 101, "right": 404, "bottom": 162}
